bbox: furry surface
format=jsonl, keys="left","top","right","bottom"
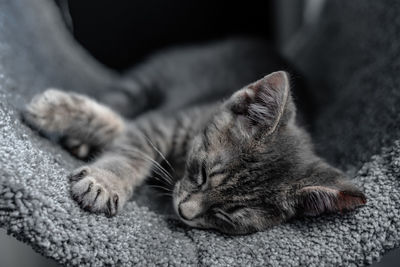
{"left": 0, "top": 0, "right": 400, "bottom": 266}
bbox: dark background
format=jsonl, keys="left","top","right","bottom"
{"left": 64, "top": 0, "right": 279, "bottom": 71}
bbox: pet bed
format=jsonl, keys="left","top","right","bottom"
{"left": 0, "top": 0, "right": 399, "bottom": 265}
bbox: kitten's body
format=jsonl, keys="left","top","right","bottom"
{"left": 24, "top": 39, "right": 365, "bottom": 234}
{"left": 108, "top": 39, "right": 313, "bottom": 122}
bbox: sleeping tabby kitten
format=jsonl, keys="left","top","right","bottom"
{"left": 24, "top": 69, "right": 366, "bottom": 234}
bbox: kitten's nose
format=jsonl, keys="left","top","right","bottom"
{"left": 178, "top": 200, "right": 202, "bottom": 221}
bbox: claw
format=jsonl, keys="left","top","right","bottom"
{"left": 69, "top": 168, "right": 89, "bottom": 181}
{"left": 106, "top": 198, "right": 113, "bottom": 217}
{"left": 86, "top": 182, "right": 93, "bottom": 193}
{"left": 113, "top": 194, "right": 119, "bottom": 208}
{"left": 79, "top": 169, "right": 88, "bottom": 177}
{"left": 93, "top": 188, "right": 102, "bottom": 203}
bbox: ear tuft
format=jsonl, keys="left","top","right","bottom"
{"left": 298, "top": 185, "right": 366, "bottom": 216}
{"left": 228, "top": 71, "right": 290, "bottom": 135}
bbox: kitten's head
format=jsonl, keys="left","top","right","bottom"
{"left": 173, "top": 71, "right": 366, "bottom": 234}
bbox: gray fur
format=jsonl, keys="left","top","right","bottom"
{"left": 24, "top": 71, "right": 365, "bottom": 234}
{"left": 1, "top": 0, "right": 399, "bottom": 265}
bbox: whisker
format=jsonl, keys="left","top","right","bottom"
{"left": 234, "top": 238, "right": 256, "bottom": 258}
{"left": 149, "top": 173, "right": 174, "bottom": 186}
{"left": 137, "top": 149, "right": 174, "bottom": 181}
{"left": 150, "top": 163, "right": 174, "bottom": 184}
{"left": 120, "top": 146, "right": 174, "bottom": 184}
{"left": 148, "top": 164, "right": 174, "bottom": 185}
{"left": 143, "top": 134, "right": 176, "bottom": 174}
{"left": 148, "top": 184, "right": 173, "bottom": 192}
{"left": 215, "top": 209, "right": 236, "bottom": 227}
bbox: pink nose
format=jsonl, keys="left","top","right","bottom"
{"left": 178, "top": 200, "right": 202, "bottom": 220}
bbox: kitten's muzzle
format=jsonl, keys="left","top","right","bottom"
{"left": 177, "top": 193, "right": 204, "bottom": 221}
{"left": 178, "top": 204, "right": 191, "bottom": 221}
{"left": 174, "top": 181, "right": 205, "bottom": 223}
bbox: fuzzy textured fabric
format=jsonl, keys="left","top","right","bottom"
{"left": 1, "top": 0, "right": 400, "bottom": 266}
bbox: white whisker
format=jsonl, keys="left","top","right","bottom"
{"left": 148, "top": 184, "right": 173, "bottom": 192}
{"left": 119, "top": 146, "right": 174, "bottom": 185}
{"left": 143, "top": 134, "right": 176, "bottom": 174}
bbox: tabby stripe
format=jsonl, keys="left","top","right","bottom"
{"left": 202, "top": 126, "right": 210, "bottom": 151}
{"left": 208, "top": 169, "right": 227, "bottom": 178}
{"left": 148, "top": 119, "right": 166, "bottom": 140}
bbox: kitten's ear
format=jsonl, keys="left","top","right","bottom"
{"left": 296, "top": 180, "right": 367, "bottom": 216}
{"left": 227, "top": 71, "right": 292, "bottom": 135}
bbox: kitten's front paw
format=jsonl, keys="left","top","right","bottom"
{"left": 24, "top": 89, "right": 73, "bottom": 131}
{"left": 24, "top": 89, "right": 92, "bottom": 159}
{"left": 69, "top": 166, "right": 127, "bottom": 216}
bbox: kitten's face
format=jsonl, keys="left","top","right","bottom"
{"left": 173, "top": 71, "right": 366, "bottom": 234}
{"left": 173, "top": 115, "right": 282, "bottom": 234}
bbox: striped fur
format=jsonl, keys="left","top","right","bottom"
{"left": 24, "top": 71, "right": 366, "bottom": 234}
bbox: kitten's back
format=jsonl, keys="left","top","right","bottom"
{"left": 124, "top": 38, "right": 313, "bottom": 124}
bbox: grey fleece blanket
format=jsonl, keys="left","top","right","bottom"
{"left": 1, "top": 0, "right": 400, "bottom": 266}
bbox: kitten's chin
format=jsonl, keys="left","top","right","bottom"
{"left": 179, "top": 217, "right": 206, "bottom": 228}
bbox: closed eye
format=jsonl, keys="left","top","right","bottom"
{"left": 188, "top": 162, "right": 207, "bottom": 190}
{"left": 199, "top": 162, "right": 207, "bottom": 186}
